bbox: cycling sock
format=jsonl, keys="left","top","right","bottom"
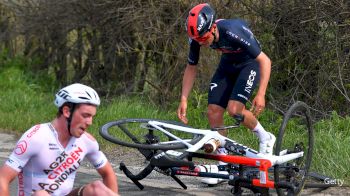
{"left": 252, "top": 121, "right": 270, "bottom": 142}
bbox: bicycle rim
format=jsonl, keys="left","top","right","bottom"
{"left": 100, "top": 118, "right": 203, "bottom": 150}
{"left": 274, "top": 101, "right": 314, "bottom": 196}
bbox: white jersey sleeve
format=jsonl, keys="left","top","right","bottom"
{"left": 81, "top": 133, "right": 108, "bottom": 169}
{"left": 6, "top": 124, "right": 43, "bottom": 172}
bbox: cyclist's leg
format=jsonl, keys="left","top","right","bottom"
{"left": 207, "top": 61, "right": 236, "bottom": 134}
{"left": 227, "top": 60, "right": 275, "bottom": 155}
{"left": 227, "top": 59, "right": 260, "bottom": 128}
{"left": 67, "top": 180, "right": 118, "bottom": 196}
{"left": 227, "top": 101, "right": 256, "bottom": 128}
{"left": 228, "top": 101, "right": 275, "bottom": 155}
{"left": 202, "top": 60, "right": 234, "bottom": 185}
{"left": 207, "top": 104, "right": 225, "bottom": 134}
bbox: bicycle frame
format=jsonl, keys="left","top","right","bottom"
{"left": 100, "top": 101, "right": 322, "bottom": 195}
{"left": 147, "top": 120, "right": 304, "bottom": 166}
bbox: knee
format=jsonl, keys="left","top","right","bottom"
{"left": 227, "top": 106, "right": 241, "bottom": 117}
{"left": 227, "top": 103, "right": 245, "bottom": 124}
{"left": 83, "top": 180, "right": 106, "bottom": 195}
{"left": 207, "top": 105, "right": 223, "bottom": 118}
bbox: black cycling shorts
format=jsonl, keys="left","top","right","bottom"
{"left": 208, "top": 58, "right": 260, "bottom": 108}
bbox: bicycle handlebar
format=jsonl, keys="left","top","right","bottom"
{"left": 119, "top": 162, "right": 155, "bottom": 190}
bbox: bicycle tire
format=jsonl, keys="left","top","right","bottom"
{"left": 274, "top": 101, "right": 314, "bottom": 196}
{"left": 100, "top": 118, "right": 203, "bottom": 150}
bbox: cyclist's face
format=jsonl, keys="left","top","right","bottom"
{"left": 70, "top": 104, "right": 97, "bottom": 137}
{"left": 193, "top": 27, "right": 215, "bottom": 47}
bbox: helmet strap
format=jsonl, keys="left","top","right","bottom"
{"left": 211, "top": 24, "right": 217, "bottom": 42}
{"left": 66, "top": 104, "right": 76, "bottom": 136}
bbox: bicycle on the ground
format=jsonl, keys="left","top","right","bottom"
{"left": 100, "top": 101, "right": 334, "bottom": 196}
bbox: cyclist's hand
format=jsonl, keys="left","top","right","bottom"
{"left": 177, "top": 100, "right": 188, "bottom": 124}
{"left": 251, "top": 95, "right": 265, "bottom": 117}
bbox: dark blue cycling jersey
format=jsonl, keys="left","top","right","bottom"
{"left": 188, "top": 19, "right": 261, "bottom": 65}
{"left": 187, "top": 19, "right": 263, "bottom": 107}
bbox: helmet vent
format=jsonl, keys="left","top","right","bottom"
{"left": 190, "top": 26, "right": 195, "bottom": 36}
{"left": 201, "top": 13, "right": 207, "bottom": 21}
{"left": 85, "top": 91, "right": 92, "bottom": 99}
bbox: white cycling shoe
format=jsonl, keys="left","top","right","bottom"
{"left": 199, "top": 165, "right": 228, "bottom": 186}
{"left": 259, "top": 132, "right": 276, "bottom": 156}
{"left": 201, "top": 176, "right": 227, "bottom": 185}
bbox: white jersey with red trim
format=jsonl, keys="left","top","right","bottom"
{"left": 6, "top": 123, "right": 108, "bottom": 196}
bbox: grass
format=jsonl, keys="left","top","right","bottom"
{"left": 0, "top": 59, "right": 349, "bottom": 185}
{"left": 0, "top": 67, "right": 55, "bottom": 133}
{"left": 312, "top": 114, "right": 350, "bottom": 182}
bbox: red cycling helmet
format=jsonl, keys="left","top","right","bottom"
{"left": 186, "top": 3, "right": 216, "bottom": 39}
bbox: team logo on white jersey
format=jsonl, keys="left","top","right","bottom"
{"left": 15, "top": 140, "right": 27, "bottom": 155}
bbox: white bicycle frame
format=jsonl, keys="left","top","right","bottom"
{"left": 148, "top": 120, "right": 304, "bottom": 166}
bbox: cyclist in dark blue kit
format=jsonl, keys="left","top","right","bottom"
{"left": 177, "top": 3, "right": 275, "bottom": 185}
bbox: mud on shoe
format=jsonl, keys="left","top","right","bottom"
{"left": 259, "top": 132, "right": 276, "bottom": 156}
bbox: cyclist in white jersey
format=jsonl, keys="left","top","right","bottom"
{"left": 0, "top": 83, "right": 119, "bottom": 196}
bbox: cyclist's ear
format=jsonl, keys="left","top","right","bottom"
{"left": 61, "top": 105, "right": 71, "bottom": 118}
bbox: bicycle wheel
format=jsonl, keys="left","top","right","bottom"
{"left": 100, "top": 118, "right": 203, "bottom": 150}
{"left": 274, "top": 101, "right": 314, "bottom": 196}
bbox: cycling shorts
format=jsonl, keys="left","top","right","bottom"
{"left": 208, "top": 58, "right": 260, "bottom": 108}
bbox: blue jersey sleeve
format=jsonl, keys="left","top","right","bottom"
{"left": 187, "top": 38, "right": 200, "bottom": 65}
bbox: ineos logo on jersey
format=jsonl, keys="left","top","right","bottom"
{"left": 15, "top": 140, "right": 27, "bottom": 155}
{"left": 210, "top": 83, "right": 218, "bottom": 91}
{"left": 244, "top": 70, "right": 256, "bottom": 94}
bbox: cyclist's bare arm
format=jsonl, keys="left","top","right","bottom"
{"left": 0, "top": 164, "right": 18, "bottom": 196}
{"left": 97, "top": 162, "right": 118, "bottom": 194}
{"left": 178, "top": 64, "right": 198, "bottom": 124}
{"left": 252, "top": 51, "right": 271, "bottom": 116}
